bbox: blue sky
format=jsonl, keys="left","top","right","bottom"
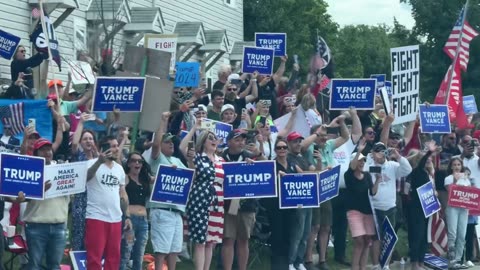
{"left": 324, "top": 0, "right": 415, "bottom": 29}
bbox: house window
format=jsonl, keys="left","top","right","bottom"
{"left": 224, "top": 0, "right": 236, "bottom": 8}
{"left": 73, "top": 17, "right": 87, "bottom": 56}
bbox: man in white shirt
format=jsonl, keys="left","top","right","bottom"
{"left": 458, "top": 135, "right": 480, "bottom": 187}
{"left": 85, "top": 136, "right": 131, "bottom": 270}
{"left": 365, "top": 142, "right": 412, "bottom": 270}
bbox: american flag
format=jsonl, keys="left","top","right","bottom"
{"left": 0, "top": 102, "right": 26, "bottom": 135}
{"left": 443, "top": 7, "right": 479, "bottom": 71}
{"left": 428, "top": 212, "right": 448, "bottom": 256}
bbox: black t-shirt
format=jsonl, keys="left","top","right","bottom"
{"left": 257, "top": 80, "right": 278, "bottom": 119}
{"left": 344, "top": 168, "right": 373, "bottom": 214}
{"left": 287, "top": 152, "right": 310, "bottom": 171}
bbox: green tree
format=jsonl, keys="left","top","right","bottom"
{"left": 244, "top": 0, "right": 338, "bottom": 75}
{"left": 401, "top": 0, "right": 480, "bottom": 102}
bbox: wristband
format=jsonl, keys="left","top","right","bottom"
{"left": 251, "top": 79, "right": 257, "bottom": 82}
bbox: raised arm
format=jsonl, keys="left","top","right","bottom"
{"left": 350, "top": 139, "right": 366, "bottom": 170}
{"left": 380, "top": 112, "right": 394, "bottom": 145}
{"left": 72, "top": 113, "right": 89, "bottom": 154}
{"left": 179, "top": 119, "right": 200, "bottom": 158}
{"left": 273, "top": 55, "right": 287, "bottom": 84}
{"left": 245, "top": 72, "right": 259, "bottom": 103}
{"left": 349, "top": 107, "right": 362, "bottom": 143}
{"left": 52, "top": 115, "right": 65, "bottom": 153}
{"left": 151, "top": 112, "right": 171, "bottom": 160}
{"left": 329, "top": 115, "right": 349, "bottom": 149}
{"left": 277, "top": 107, "right": 297, "bottom": 138}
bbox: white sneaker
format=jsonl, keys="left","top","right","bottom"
{"left": 382, "top": 266, "right": 390, "bottom": 270}
{"left": 466, "top": 261, "right": 475, "bottom": 268}
{"left": 289, "top": 264, "right": 297, "bottom": 270}
{"left": 371, "top": 265, "right": 381, "bottom": 270}
{"left": 297, "top": 264, "right": 307, "bottom": 270}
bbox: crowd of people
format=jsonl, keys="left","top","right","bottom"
{"left": 0, "top": 45, "right": 478, "bottom": 270}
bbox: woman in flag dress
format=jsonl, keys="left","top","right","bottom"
{"left": 180, "top": 120, "right": 224, "bottom": 270}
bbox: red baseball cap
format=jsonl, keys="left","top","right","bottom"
{"left": 33, "top": 138, "right": 52, "bottom": 150}
{"left": 48, "top": 79, "right": 63, "bottom": 89}
{"left": 287, "top": 132, "right": 304, "bottom": 142}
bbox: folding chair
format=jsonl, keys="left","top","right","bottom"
{"left": 248, "top": 206, "right": 271, "bottom": 268}
{"left": 4, "top": 234, "right": 28, "bottom": 270}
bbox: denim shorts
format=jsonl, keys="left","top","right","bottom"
{"left": 150, "top": 208, "right": 183, "bottom": 254}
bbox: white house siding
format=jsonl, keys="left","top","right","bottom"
{"left": 0, "top": 0, "right": 244, "bottom": 85}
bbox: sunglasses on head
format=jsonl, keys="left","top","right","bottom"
{"left": 275, "top": 145, "right": 288, "bottom": 150}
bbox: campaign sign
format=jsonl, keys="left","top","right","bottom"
{"left": 0, "top": 29, "right": 20, "bottom": 60}
{"left": 202, "top": 118, "right": 233, "bottom": 148}
{"left": 0, "top": 153, "right": 45, "bottom": 200}
{"left": 424, "top": 254, "right": 448, "bottom": 270}
{"left": 370, "top": 74, "right": 386, "bottom": 90}
{"left": 447, "top": 185, "right": 480, "bottom": 211}
{"left": 68, "top": 61, "right": 96, "bottom": 85}
{"left": 417, "top": 181, "right": 441, "bottom": 218}
{"left": 379, "top": 217, "right": 398, "bottom": 268}
{"left": 242, "top": 46, "right": 275, "bottom": 75}
{"left": 419, "top": 104, "right": 451, "bottom": 134}
{"left": 70, "top": 251, "right": 104, "bottom": 270}
{"left": 223, "top": 160, "right": 277, "bottom": 199}
{"left": 92, "top": 77, "right": 146, "bottom": 112}
{"left": 463, "top": 95, "right": 478, "bottom": 115}
{"left": 175, "top": 62, "right": 200, "bottom": 87}
{"left": 391, "top": 45, "right": 420, "bottom": 125}
{"left": 329, "top": 79, "right": 376, "bottom": 110}
{"left": 255, "top": 32, "right": 287, "bottom": 57}
{"left": 45, "top": 161, "right": 88, "bottom": 199}
{"left": 319, "top": 165, "right": 341, "bottom": 203}
{"left": 150, "top": 165, "right": 195, "bottom": 207}
{"left": 385, "top": 81, "right": 393, "bottom": 96}
{"left": 279, "top": 173, "right": 319, "bottom": 209}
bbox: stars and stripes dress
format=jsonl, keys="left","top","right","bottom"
{"left": 186, "top": 153, "right": 224, "bottom": 244}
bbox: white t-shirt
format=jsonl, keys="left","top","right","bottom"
{"left": 333, "top": 138, "right": 356, "bottom": 188}
{"left": 444, "top": 174, "right": 471, "bottom": 187}
{"left": 462, "top": 155, "right": 480, "bottom": 188}
{"left": 86, "top": 159, "right": 126, "bottom": 223}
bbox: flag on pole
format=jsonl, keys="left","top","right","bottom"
{"left": 0, "top": 102, "right": 26, "bottom": 135}
{"left": 29, "top": 11, "right": 62, "bottom": 70}
{"left": 443, "top": 7, "right": 479, "bottom": 71}
{"left": 310, "top": 31, "right": 331, "bottom": 74}
{"left": 433, "top": 63, "right": 472, "bottom": 129}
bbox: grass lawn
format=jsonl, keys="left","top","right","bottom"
{"left": 3, "top": 224, "right": 409, "bottom": 269}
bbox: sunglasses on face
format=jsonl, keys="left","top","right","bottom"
{"left": 129, "top": 158, "right": 143, "bottom": 164}
{"left": 448, "top": 137, "right": 455, "bottom": 140}
{"left": 227, "top": 88, "right": 237, "bottom": 91}
{"left": 207, "top": 134, "right": 218, "bottom": 141}
{"left": 275, "top": 145, "right": 288, "bottom": 150}
{"left": 367, "top": 131, "right": 376, "bottom": 135}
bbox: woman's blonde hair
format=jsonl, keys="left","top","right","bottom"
{"left": 195, "top": 130, "right": 215, "bottom": 153}
{"left": 301, "top": 93, "right": 316, "bottom": 111}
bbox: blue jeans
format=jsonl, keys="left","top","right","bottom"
{"left": 288, "top": 208, "right": 312, "bottom": 265}
{"left": 25, "top": 223, "right": 67, "bottom": 270}
{"left": 446, "top": 206, "right": 468, "bottom": 262}
{"left": 120, "top": 215, "right": 149, "bottom": 270}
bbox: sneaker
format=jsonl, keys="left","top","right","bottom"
{"left": 372, "top": 265, "right": 381, "bottom": 270}
{"left": 289, "top": 264, "right": 297, "bottom": 270}
{"left": 465, "top": 261, "right": 475, "bottom": 268}
{"left": 318, "top": 262, "right": 329, "bottom": 270}
{"left": 304, "top": 262, "right": 319, "bottom": 270}
{"left": 382, "top": 266, "right": 390, "bottom": 270}
{"left": 297, "top": 264, "right": 307, "bottom": 270}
